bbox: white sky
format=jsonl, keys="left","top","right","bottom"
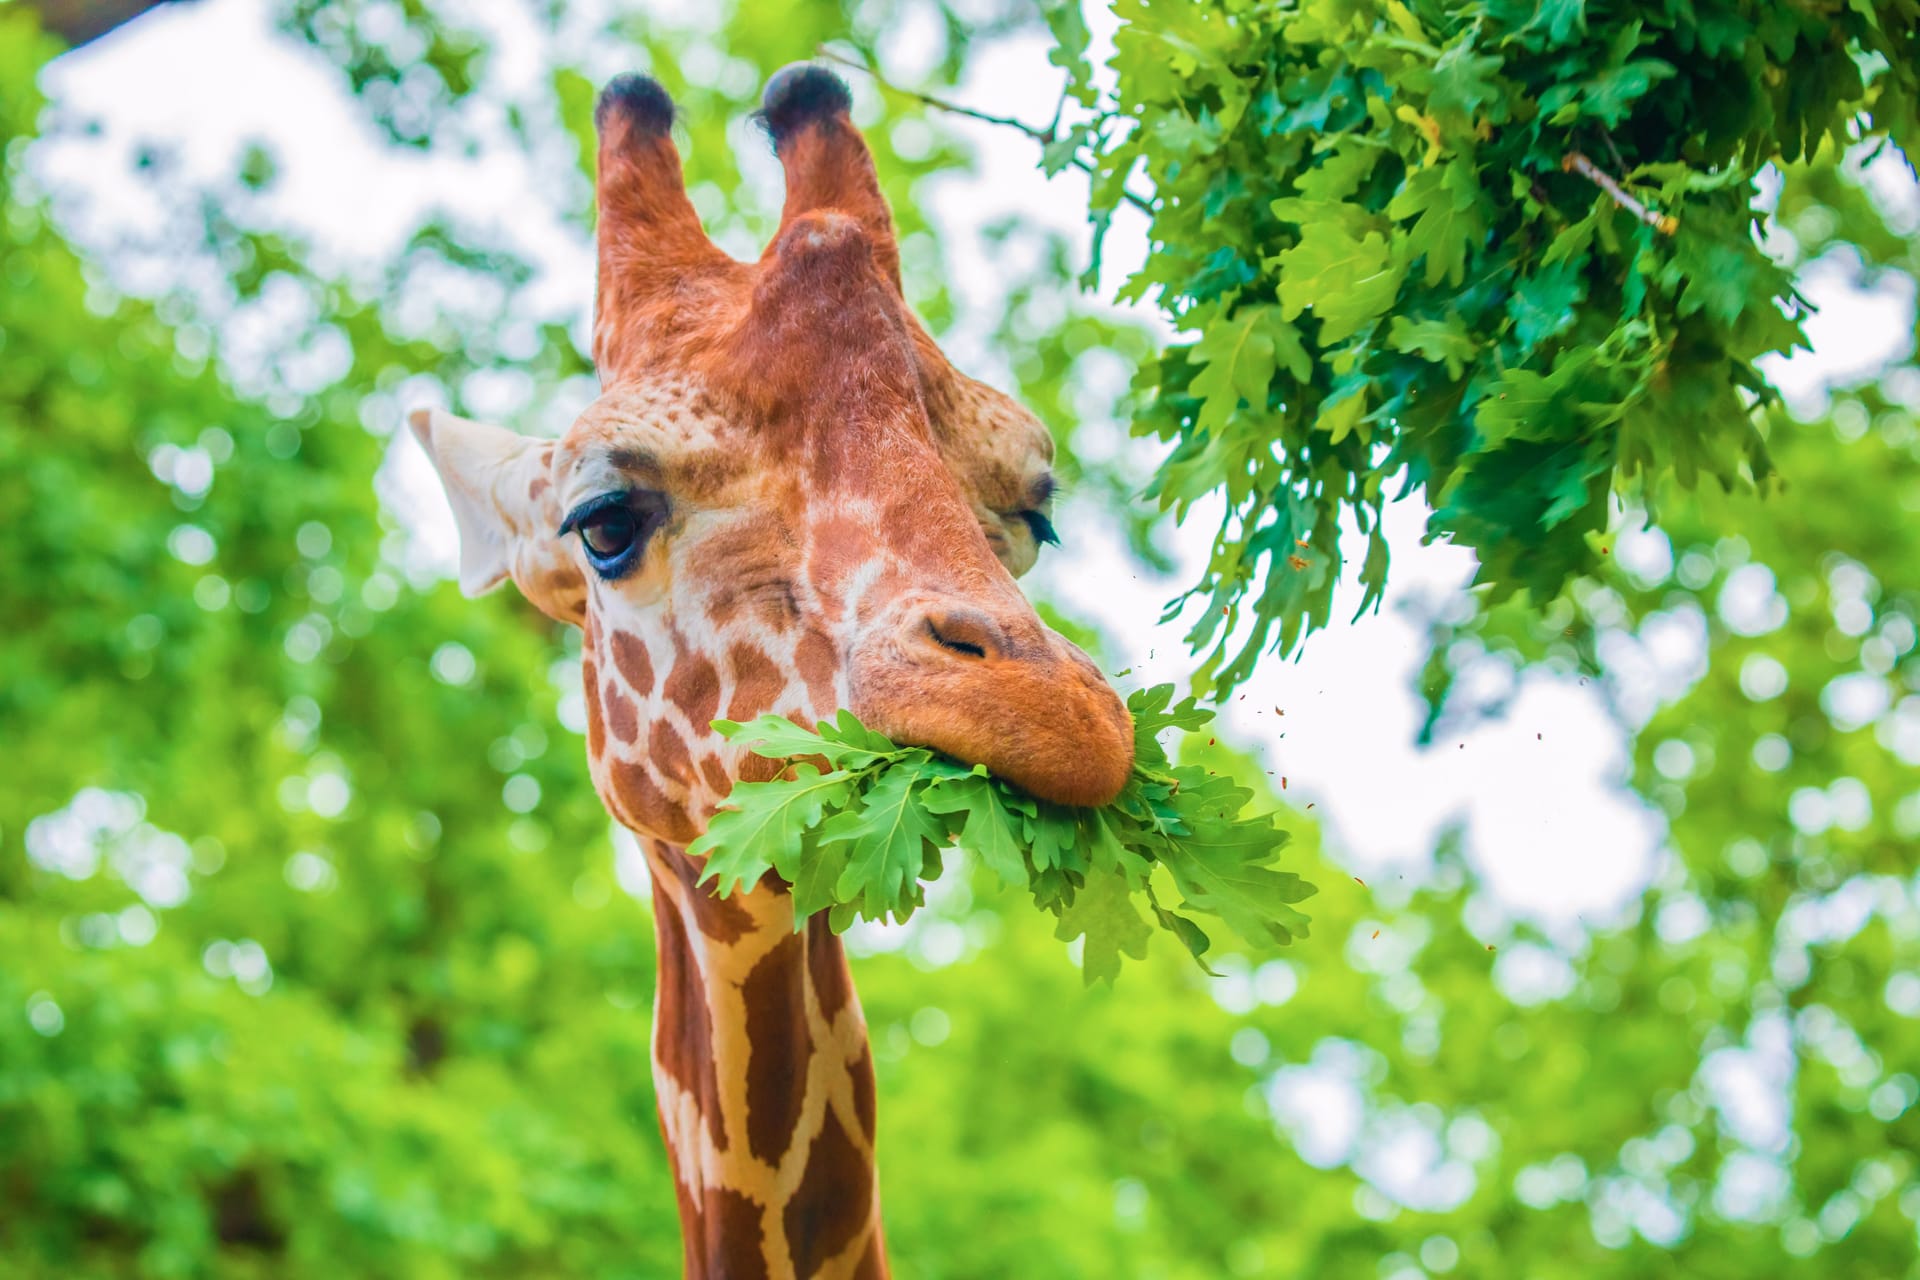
{"left": 30, "top": 0, "right": 1916, "bottom": 944}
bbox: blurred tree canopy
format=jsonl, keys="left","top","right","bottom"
{"left": 2, "top": 3, "right": 1918, "bottom": 1280}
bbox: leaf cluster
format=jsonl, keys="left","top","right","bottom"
{"left": 1045, "top": 0, "right": 1918, "bottom": 695}
{"left": 690, "top": 686, "right": 1316, "bottom": 983}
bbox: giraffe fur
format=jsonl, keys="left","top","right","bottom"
{"left": 407, "top": 64, "right": 1133, "bottom": 1279}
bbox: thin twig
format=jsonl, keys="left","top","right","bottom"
{"left": 1597, "top": 128, "right": 1627, "bottom": 174}
{"left": 1044, "top": 83, "right": 1070, "bottom": 143}
{"left": 817, "top": 46, "right": 1155, "bottom": 216}
{"left": 1563, "top": 151, "right": 1679, "bottom": 235}
{"left": 817, "top": 48, "right": 1052, "bottom": 142}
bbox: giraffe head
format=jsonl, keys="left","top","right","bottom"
{"left": 411, "top": 66, "right": 1133, "bottom": 847}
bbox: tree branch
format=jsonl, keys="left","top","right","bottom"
{"left": 816, "top": 47, "right": 1155, "bottom": 217}
{"left": 1563, "top": 151, "right": 1679, "bottom": 235}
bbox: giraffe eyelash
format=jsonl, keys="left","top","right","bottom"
{"left": 1018, "top": 510, "right": 1060, "bottom": 547}
{"left": 557, "top": 490, "right": 630, "bottom": 538}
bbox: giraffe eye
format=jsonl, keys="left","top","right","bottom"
{"left": 560, "top": 491, "right": 668, "bottom": 580}
{"left": 581, "top": 508, "right": 635, "bottom": 559}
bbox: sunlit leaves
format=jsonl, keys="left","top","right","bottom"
{"left": 1051, "top": 851, "right": 1153, "bottom": 985}
{"left": 693, "top": 687, "right": 1314, "bottom": 983}
{"left": 1274, "top": 222, "right": 1405, "bottom": 344}
{"left": 1039, "top": 0, "right": 1096, "bottom": 106}
{"left": 1064, "top": 0, "right": 1918, "bottom": 696}
{"left": 1388, "top": 161, "right": 1486, "bottom": 289}
{"left": 1387, "top": 314, "right": 1476, "bottom": 378}
{"left": 919, "top": 772, "right": 1030, "bottom": 885}
{"left": 822, "top": 765, "right": 953, "bottom": 920}
{"left": 1187, "top": 304, "right": 1308, "bottom": 433}
{"left": 692, "top": 764, "right": 857, "bottom": 898}
{"left": 1507, "top": 260, "right": 1585, "bottom": 352}
{"left": 9, "top": 0, "right": 1920, "bottom": 1273}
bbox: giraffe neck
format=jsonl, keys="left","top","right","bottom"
{"left": 643, "top": 840, "right": 887, "bottom": 1280}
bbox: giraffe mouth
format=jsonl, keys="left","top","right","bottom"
{"left": 850, "top": 602, "right": 1134, "bottom": 808}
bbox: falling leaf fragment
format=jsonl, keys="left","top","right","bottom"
{"left": 1372, "top": 929, "right": 1381, "bottom": 939}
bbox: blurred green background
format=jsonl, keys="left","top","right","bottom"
{"left": 2, "top": 1, "right": 1918, "bottom": 1277}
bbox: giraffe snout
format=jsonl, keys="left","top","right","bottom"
{"left": 852, "top": 600, "right": 1134, "bottom": 808}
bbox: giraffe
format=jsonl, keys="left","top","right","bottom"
{"left": 406, "top": 65, "right": 1134, "bottom": 1278}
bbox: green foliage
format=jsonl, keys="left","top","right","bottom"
{"left": 8, "top": 1, "right": 1920, "bottom": 1277}
{"left": 1050, "top": 0, "right": 1919, "bottom": 694}
{"left": 1395, "top": 146, "right": 1920, "bottom": 1274}
{"left": 275, "top": 0, "right": 488, "bottom": 148}
{"left": 1399, "top": 384, "right": 1920, "bottom": 1277}
{"left": 0, "top": 11, "right": 683, "bottom": 1275}
{"left": 692, "top": 688, "right": 1315, "bottom": 983}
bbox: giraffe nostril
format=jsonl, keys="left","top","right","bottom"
{"left": 920, "top": 607, "right": 1001, "bottom": 661}
{"left": 856, "top": 617, "right": 1134, "bottom": 808}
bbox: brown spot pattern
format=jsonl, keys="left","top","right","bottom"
{"left": 582, "top": 653, "right": 606, "bottom": 760}
{"left": 651, "top": 720, "right": 696, "bottom": 787}
{"left": 738, "top": 752, "right": 785, "bottom": 784}
{"left": 656, "top": 843, "right": 756, "bottom": 945}
{"left": 517, "top": 88, "right": 1135, "bottom": 1280}
{"left": 806, "top": 918, "right": 852, "bottom": 1024}
{"left": 612, "top": 758, "right": 697, "bottom": 844}
{"left": 783, "top": 1108, "right": 872, "bottom": 1279}
{"left": 753, "top": 580, "right": 801, "bottom": 631}
{"left": 850, "top": 1043, "right": 876, "bottom": 1144}
{"left": 726, "top": 643, "right": 785, "bottom": 722}
{"left": 665, "top": 651, "right": 721, "bottom": 728}
{"left": 696, "top": 519, "right": 795, "bottom": 629}
{"left": 793, "top": 630, "right": 837, "bottom": 712}
{"left": 742, "top": 932, "right": 812, "bottom": 1165}
{"left": 651, "top": 892, "right": 727, "bottom": 1155}
{"left": 805, "top": 513, "right": 870, "bottom": 594}
{"left": 852, "top": 1232, "right": 887, "bottom": 1280}
{"left": 610, "top": 629, "right": 655, "bottom": 696}
{"left": 702, "top": 1186, "right": 770, "bottom": 1280}
{"left": 605, "top": 680, "right": 639, "bottom": 743}
{"left": 671, "top": 1175, "right": 702, "bottom": 1276}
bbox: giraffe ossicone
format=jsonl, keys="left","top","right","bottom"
{"left": 408, "top": 62, "right": 1133, "bottom": 1279}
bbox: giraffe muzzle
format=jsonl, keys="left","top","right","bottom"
{"left": 851, "top": 600, "right": 1135, "bottom": 808}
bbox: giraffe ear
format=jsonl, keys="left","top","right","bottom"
{"left": 408, "top": 409, "right": 579, "bottom": 618}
